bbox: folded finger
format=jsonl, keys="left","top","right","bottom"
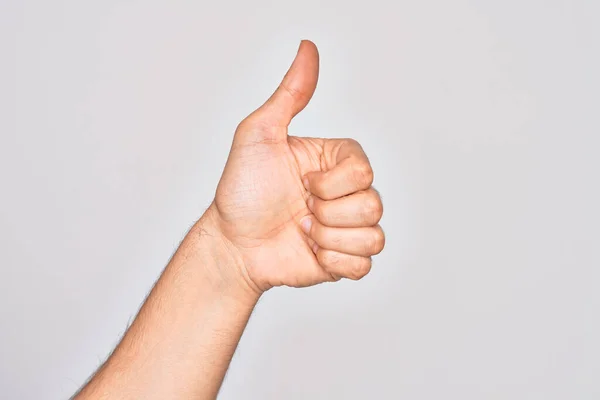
{"left": 303, "top": 139, "right": 373, "bottom": 200}
{"left": 315, "top": 248, "right": 372, "bottom": 281}
{"left": 308, "top": 187, "right": 383, "bottom": 228}
{"left": 301, "top": 217, "right": 385, "bottom": 257}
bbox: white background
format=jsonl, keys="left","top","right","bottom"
{"left": 1, "top": 1, "right": 599, "bottom": 398}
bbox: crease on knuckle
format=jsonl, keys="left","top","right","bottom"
{"left": 351, "top": 161, "right": 374, "bottom": 189}
{"left": 320, "top": 250, "right": 341, "bottom": 267}
{"left": 281, "top": 82, "right": 308, "bottom": 102}
{"left": 330, "top": 232, "right": 343, "bottom": 246}
{"left": 362, "top": 192, "right": 384, "bottom": 224}
{"left": 328, "top": 251, "right": 343, "bottom": 267}
{"left": 350, "top": 257, "right": 372, "bottom": 280}
{"left": 367, "top": 228, "right": 385, "bottom": 255}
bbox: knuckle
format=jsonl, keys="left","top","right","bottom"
{"left": 235, "top": 118, "right": 252, "bottom": 133}
{"left": 320, "top": 250, "right": 341, "bottom": 267}
{"left": 329, "top": 230, "right": 343, "bottom": 246}
{"left": 343, "top": 138, "right": 362, "bottom": 150}
{"left": 280, "top": 81, "right": 308, "bottom": 101}
{"left": 331, "top": 235, "right": 344, "bottom": 247}
{"left": 345, "top": 137, "right": 360, "bottom": 146}
{"left": 362, "top": 192, "right": 384, "bottom": 224}
{"left": 311, "top": 174, "right": 328, "bottom": 198}
{"left": 363, "top": 233, "right": 376, "bottom": 254}
{"left": 368, "top": 227, "right": 386, "bottom": 255}
{"left": 351, "top": 161, "right": 374, "bottom": 188}
{"left": 235, "top": 118, "right": 281, "bottom": 143}
{"left": 236, "top": 115, "right": 264, "bottom": 133}
{"left": 350, "top": 257, "right": 372, "bottom": 280}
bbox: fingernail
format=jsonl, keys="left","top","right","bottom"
{"left": 300, "top": 216, "right": 312, "bottom": 234}
{"left": 312, "top": 243, "right": 319, "bottom": 253}
{"left": 303, "top": 177, "right": 310, "bottom": 191}
{"left": 307, "top": 196, "right": 314, "bottom": 211}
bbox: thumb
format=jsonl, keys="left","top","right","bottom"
{"left": 250, "top": 40, "right": 320, "bottom": 130}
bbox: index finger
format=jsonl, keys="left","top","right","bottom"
{"left": 303, "top": 139, "right": 373, "bottom": 200}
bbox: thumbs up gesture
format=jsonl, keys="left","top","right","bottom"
{"left": 206, "top": 41, "right": 384, "bottom": 293}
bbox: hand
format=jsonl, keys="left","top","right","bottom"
{"left": 75, "top": 40, "right": 384, "bottom": 400}
{"left": 209, "top": 40, "right": 385, "bottom": 293}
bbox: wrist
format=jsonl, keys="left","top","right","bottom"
{"left": 187, "top": 203, "right": 263, "bottom": 305}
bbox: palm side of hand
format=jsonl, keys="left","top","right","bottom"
{"left": 211, "top": 41, "right": 384, "bottom": 292}
{"left": 214, "top": 134, "right": 327, "bottom": 289}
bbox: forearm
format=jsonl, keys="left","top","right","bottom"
{"left": 75, "top": 207, "right": 261, "bottom": 400}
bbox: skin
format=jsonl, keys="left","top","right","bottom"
{"left": 74, "top": 40, "right": 384, "bottom": 400}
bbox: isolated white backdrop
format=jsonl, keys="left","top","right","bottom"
{"left": 1, "top": 1, "right": 599, "bottom": 399}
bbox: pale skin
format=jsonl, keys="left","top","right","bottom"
{"left": 74, "top": 40, "right": 385, "bottom": 399}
